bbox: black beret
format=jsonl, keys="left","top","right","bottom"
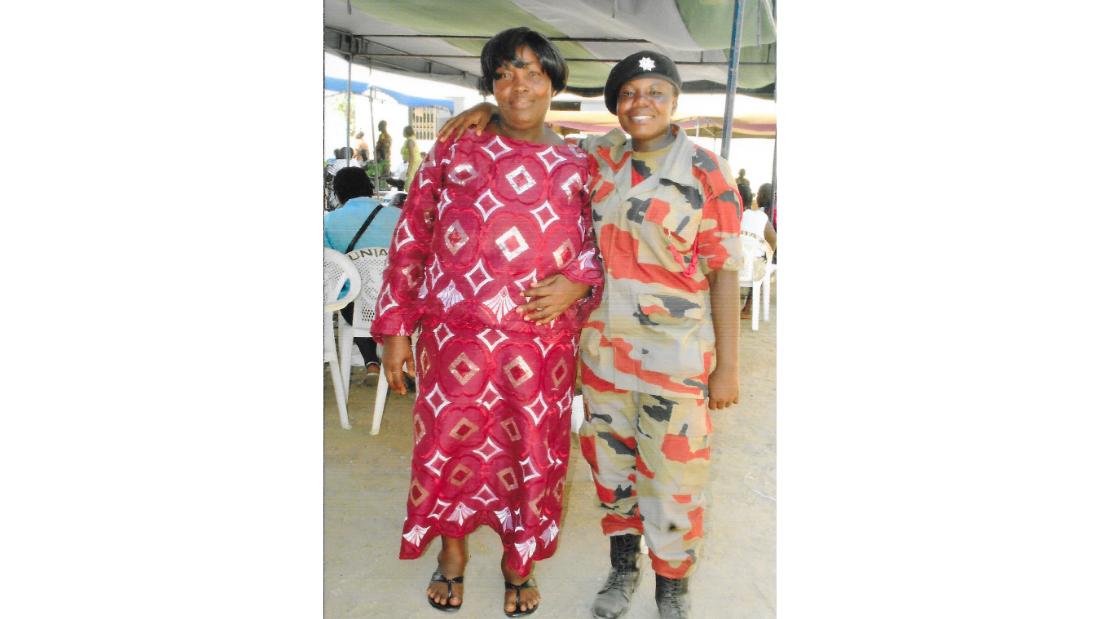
{"left": 604, "top": 51, "right": 682, "bottom": 113}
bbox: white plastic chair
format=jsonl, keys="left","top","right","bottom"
{"left": 739, "top": 236, "right": 767, "bottom": 331}
{"left": 324, "top": 248, "right": 361, "bottom": 430}
{"left": 571, "top": 394, "right": 586, "bottom": 434}
{"left": 337, "top": 247, "right": 391, "bottom": 434}
{"left": 762, "top": 260, "right": 777, "bottom": 322}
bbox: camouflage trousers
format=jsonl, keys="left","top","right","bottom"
{"left": 578, "top": 371, "right": 713, "bottom": 579}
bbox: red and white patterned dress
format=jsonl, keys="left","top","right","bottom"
{"left": 371, "top": 130, "right": 603, "bottom": 576}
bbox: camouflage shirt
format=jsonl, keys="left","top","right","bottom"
{"left": 579, "top": 126, "right": 743, "bottom": 398}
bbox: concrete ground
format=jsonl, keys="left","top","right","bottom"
{"left": 324, "top": 286, "right": 776, "bottom": 619}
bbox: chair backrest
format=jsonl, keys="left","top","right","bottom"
{"left": 345, "top": 247, "right": 391, "bottom": 330}
{"left": 324, "top": 247, "right": 362, "bottom": 313}
{"left": 739, "top": 235, "right": 767, "bottom": 284}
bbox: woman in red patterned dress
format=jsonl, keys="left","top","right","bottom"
{"left": 371, "top": 27, "right": 603, "bottom": 616}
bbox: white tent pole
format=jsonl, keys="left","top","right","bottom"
{"left": 719, "top": 0, "right": 746, "bottom": 160}
{"left": 769, "top": 0, "right": 777, "bottom": 223}
{"left": 346, "top": 53, "right": 352, "bottom": 159}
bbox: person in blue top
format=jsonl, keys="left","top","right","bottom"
{"left": 324, "top": 166, "right": 402, "bottom": 375}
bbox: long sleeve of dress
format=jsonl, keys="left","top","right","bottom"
{"left": 370, "top": 139, "right": 448, "bottom": 340}
{"left": 557, "top": 169, "right": 604, "bottom": 324}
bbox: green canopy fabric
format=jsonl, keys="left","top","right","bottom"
{"left": 323, "top": 0, "right": 775, "bottom": 96}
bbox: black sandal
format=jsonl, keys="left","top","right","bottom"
{"left": 428, "top": 568, "right": 464, "bottom": 612}
{"left": 504, "top": 576, "right": 539, "bottom": 617}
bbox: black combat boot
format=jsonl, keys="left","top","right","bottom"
{"left": 655, "top": 573, "right": 690, "bottom": 619}
{"left": 590, "top": 534, "right": 641, "bottom": 618}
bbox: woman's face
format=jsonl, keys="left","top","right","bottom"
{"left": 492, "top": 45, "right": 554, "bottom": 131}
{"left": 615, "top": 77, "right": 677, "bottom": 145}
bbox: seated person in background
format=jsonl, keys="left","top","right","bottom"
{"left": 739, "top": 182, "right": 777, "bottom": 319}
{"left": 757, "top": 181, "right": 776, "bottom": 229}
{"left": 323, "top": 167, "right": 402, "bottom": 376}
{"left": 325, "top": 147, "right": 360, "bottom": 210}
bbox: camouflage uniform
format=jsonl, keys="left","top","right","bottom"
{"left": 578, "top": 126, "right": 742, "bottom": 579}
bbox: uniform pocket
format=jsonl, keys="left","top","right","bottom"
{"left": 634, "top": 293, "right": 706, "bottom": 378}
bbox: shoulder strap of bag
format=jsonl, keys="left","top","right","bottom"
{"left": 345, "top": 204, "right": 385, "bottom": 253}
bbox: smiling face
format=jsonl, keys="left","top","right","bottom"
{"left": 493, "top": 45, "right": 554, "bottom": 135}
{"left": 615, "top": 76, "right": 678, "bottom": 151}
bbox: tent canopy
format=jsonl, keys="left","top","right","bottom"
{"left": 323, "top": 0, "right": 775, "bottom": 98}
{"left": 323, "top": 76, "right": 456, "bottom": 113}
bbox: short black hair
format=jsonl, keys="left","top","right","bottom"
{"left": 333, "top": 166, "right": 374, "bottom": 204}
{"left": 477, "top": 27, "right": 568, "bottom": 95}
{"left": 756, "top": 183, "right": 773, "bottom": 210}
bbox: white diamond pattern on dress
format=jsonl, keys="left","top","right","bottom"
{"left": 437, "top": 188, "right": 453, "bottom": 216}
{"left": 464, "top": 258, "right": 493, "bottom": 294}
{"left": 474, "top": 189, "right": 505, "bottom": 221}
{"left": 427, "top": 259, "right": 444, "bottom": 288}
{"left": 505, "top": 164, "right": 537, "bottom": 195}
{"left": 427, "top": 499, "right": 453, "bottom": 521}
{"left": 560, "top": 171, "right": 583, "bottom": 200}
{"left": 477, "top": 328, "right": 508, "bottom": 352}
{"left": 471, "top": 483, "right": 498, "bottom": 506}
{"left": 524, "top": 393, "right": 550, "bottom": 426}
{"left": 536, "top": 146, "right": 566, "bottom": 173}
{"left": 477, "top": 381, "right": 503, "bottom": 411}
{"left": 494, "top": 226, "right": 529, "bottom": 262}
{"left": 393, "top": 220, "right": 416, "bottom": 250}
{"left": 483, "top": 286, "right": 517, "bottom": 322}
{"left": 513, "top": 269, "right": 539, "bottom": 293}
{"left": 376, "top": 285, "right": 400, "bottom": 315}
{"left": 550, "top": 357, "right": 569, "bottom": 388}
{"left": 532, "top": 337, "right": 552, "bottom": 358}
{"left": 437, "top": 280, "right": 465, "bottom": 311}
{"left": 432, "top": 322, "right": 455, "bottom": 347}
{"left": 481, "top": 135, "right": 513, "bottom": 160}
{"left": 444, "top": 220, "right": 469, "bottom": 254}
{"left": 552, "top": 240, "right": 576, "bottom": 268}
{"left": 448, "top": 162, "right": 477, "bottom": 185}
{"left": 473, "top": 437, "right": 504, "bottom": 463}
{"left": 503, "top": 356, "right": 534, "bottom": 388}
{"left": 531, "top": 200, "right": 560, "bottom": 232}
{"left": 424, "top": 384, "right": 451, "bottom": 417}
{"left": 424, "top": 450, "right": 451, "bottom": 476}
{"left": 448, "top": 352, "right": 480, "bottom": 385}
{"left": 519, "top": 455, "right": 542, "bottom": 482}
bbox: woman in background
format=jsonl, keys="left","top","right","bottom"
{"left": 400, "top": 125, "right": 422, "bottom": 191}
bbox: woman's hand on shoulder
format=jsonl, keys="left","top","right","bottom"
{"left": 437, "top": 103, "right": 498, "bottom": 141}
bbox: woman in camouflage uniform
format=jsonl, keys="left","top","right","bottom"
{"left": 439, "top": 50, "right": 743, "bottom": 619}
